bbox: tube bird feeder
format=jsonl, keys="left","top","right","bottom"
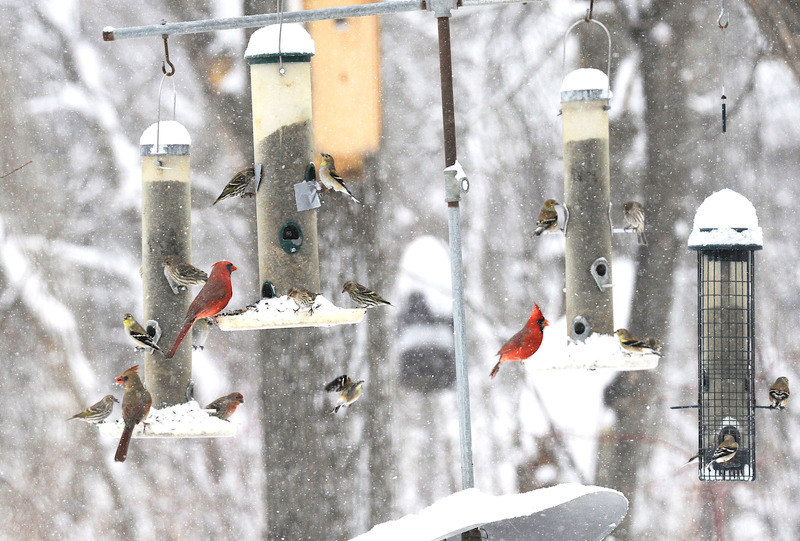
{"left": 688, "top": 188, "right": 762, "bottom": 481}
{"left": 140, "top": 121, "right": 193, "bottom": 407}
{"left": 561, "top": 68, "right": 614, "bottom": 342}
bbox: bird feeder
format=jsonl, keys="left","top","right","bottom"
{"left": 688, "top": 188, "right": 762, "bottom": 481}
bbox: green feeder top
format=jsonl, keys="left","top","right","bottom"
{"left": 245, "top": 23, "right": 315, "bottom": 64}
{"left": 688, "top": 188, "right": 763, "bottom": 250}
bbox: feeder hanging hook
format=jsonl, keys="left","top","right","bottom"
{"left": 584, "top": 0, "right": 594, "bottom": 22}
{"left": 161, "top": 29, "right": 175, "bottom": 76}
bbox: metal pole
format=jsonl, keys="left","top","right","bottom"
{"left": 438, "top": 15, "right": 474, "bottom": 493}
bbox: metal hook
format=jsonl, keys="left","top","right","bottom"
{"left": 161, "top": 30, "right": 175, "bottom": 76}
{"left": 717, "top": 0, "right": 729, "bottom": 29}
{"left": 277, "top": 0, "right": 286, "bottom": 76}
{"left": 584, "top": 0, "right": 594, "bottom": 22}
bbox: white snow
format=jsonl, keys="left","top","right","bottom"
{"left": 560, "top": 67, "right": 611, "bottom": 99}
{"left": 215, "top": 294, "right": 365, "bottom": 330}
{"left": 687, "top": 188, "right": 763, "bottom": 248}
{"left": 395, "top": 235, "right": 453, "bottom": 315}
{"left": 350, "top": 484, "right": 625, "bottom": 541}
{"left": 96, "top": 400, "right": 238, "bottom": 439}
{"left": 139, "top": 120, "right": 191, "bottom": 150}
{"left": 244, "top": 23, "right": 315, "bottom": 58}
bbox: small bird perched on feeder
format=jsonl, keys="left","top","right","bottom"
{"left": 212, "top": 166, "right": 255, "bottom": 205}
{"left": 704, "top": 434, "right": 739, "bottom": 471}
{"left": 163, "top": 255, "right": 208, "bottom": 294}
{"left": 205, "top": 392, "right": 244, "bottom": 421}
{"left": 490, "top": 303, "right": 548, "bottom": 379}
{"left": 123, "top": 313, "right": 162, "bottom": 355}
{"left": 318, "top": 153, "right": 360, "bottom": 203}
{"left": 165, "top": 261, "right": 237, "bottom": 360}
{"left": 769, "top": 376, "right": 790, "bottom": 409}
{"left": 192, "top": 317, "right": 214, "bottom": 351}
{"left": 615, "top": 328, "right": 662, "bottom": 356}
{"left": 67, "top": 395, "right": 119, "bottom": 424}
{"left": 342, "top": 280, "right": 392, "bottom": 309}
{"left": 325, "top": 375, "right": 364, "bottom": 413}
{"left": 623, "top": 201, "right": 648, "bottom": 246}
{"left": 532, "top": 199, "right": 560, "bottom": 237}
{"left": 114, "top": 365, "right": 152, "bottom": 463}
{"left": 287, "top": 286, "right": 319, "bottom": 315}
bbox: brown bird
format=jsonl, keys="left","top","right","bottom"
{"left": 67, "top": 395, "right": 118, "bottom": 423}
{"left": 163, "top": 255, "right": 208, "bottom": 294}
{"left": 533, "top": 199, "right": 559, "bottom": 236}
{"left": 288, "top": 286, "right": 319, "bottom": 315}
{"left": 623, "top": 201, "right": 647, "bottom": 246}
{"left": 205, "top": 392, "right": 244, "bottom": 421}
{"left": 342, "top": 280, "right": 392, "bottom": 308}
{"left": 769, "top": 376, "right": 790, "bottom": 409}
{"left": 212, "top": 166, "right": 256, "bottom": 205}
{"left": 114, "top": 365, "right": 152, "bottom": 463}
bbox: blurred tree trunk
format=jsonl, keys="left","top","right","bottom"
{"left": 745, "top": 0, "right": 800, "bottom": 83}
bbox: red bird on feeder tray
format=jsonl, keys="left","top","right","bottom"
{"left": 114, "top": 365, "right": 152, "bottom": 463}
{"left": 490, "top": 303, "right": 549, "bottom": 379}
{"left": 165, "top": 261, "right": 237, "bottom": 360}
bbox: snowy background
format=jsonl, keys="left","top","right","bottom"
{"left": 1, "top": 0, "right": 799, "bottom": 539}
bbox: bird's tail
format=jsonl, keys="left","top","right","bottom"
{"left": 637, "top": 229, "right": 648, "bottom": 246}
{"left": 489, "top": 360, "right": 502, "bottom": 379}
{"left": 115, "top": 423, "right": 134, "bottom": 462}
{"left": 166, "top": 318, "right": 194, "bottom": 360}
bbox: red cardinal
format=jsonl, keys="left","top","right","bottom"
{"left": 490, "top": 303, "right": 549, "bottom": 379}
{"left": 165, "top": 261, "right": 237, "bottom": 359}
{"left": 115, "top": 365, "right": 152, "bottom": 463}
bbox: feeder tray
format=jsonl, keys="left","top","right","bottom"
{"left": 96, "top": 401, "right": 238, "bottom": 439}
{"left": 216, "top": 294, "right": 365, "bottom": 331}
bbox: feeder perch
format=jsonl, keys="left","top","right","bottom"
{"left": 97, "top": 401, "right": 238, "bottom": 439}
{"left": 688, "top": 188, "right": 762, "bottom": 481}
{"left": 215, "top": 294, "right": 365, "bottom": 331}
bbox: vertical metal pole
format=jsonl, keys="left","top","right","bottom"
{"left": 437, "top": 15, "right": 474, "bottom": 492}
{"left": 140, "top": 121, "right": 193, "bottom": 407}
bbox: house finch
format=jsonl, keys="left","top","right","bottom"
{"left": 114, "top": 365, "right": 152, "bottom": 463}
{"left": 615, "top": 328, "right": 662, "bottom": 356}
{"left": 205, "top": 392, "right": 244, "bottom": 421}
{"left": 325, "top": 375, "right": 364, "bottom": 413}
{"left": 165, "top": 261, "right": 237, "bottom": 360}
{"left": 287, "top": 286, "right": 319, "bottom": 315}
{"left": 342, "top": 280, "right": 392, "bottom": 308}
{"left": 769, "top": 376, "right": 790, "bottom": 409}
{"left": 123, "top": 313, "right": 162, "bottom": 354}
{"left": 67, "top": 395, "right": 118, "bottom": 423}
{"left": 318, "top": 153, "right": 360, "bottom": 203}
{"left": 623, "top": 201, "right": 647, "bottom": 246}
{"left": 212, "top": 166, "right": 255, "bottom": 205}
{"left": 163, "top": 255, "right": 208, "bottom": 294}
{"left": 532, "top": 199, "right": 559, "bottom": 237}
{"left": 490, "top": 303, "right": 549, "bottom": 379}
{"left": 192, "top": 317, "right": 214, "bottom": 351}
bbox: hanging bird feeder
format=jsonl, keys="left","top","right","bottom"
{"left": 687, "top": 188, "right": 762, "bottom": 481}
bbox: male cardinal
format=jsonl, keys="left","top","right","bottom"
{"left": 165, "top": 261, "right": 237, "bottom": 359}
{"left": 115, "top": 365, "right": 152, "bottom": 463}
{"left": 205, "top": 392, "right": 244, "bottom": 421}
{"left": 490, "top": 303, "right": 548, "bottom": 379}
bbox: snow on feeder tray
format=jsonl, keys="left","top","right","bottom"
{"left": 215, "top": 294, "right": 365, "bottom": 331}
{"left": 97, "top": 400, "right": 238, "bottom": 439}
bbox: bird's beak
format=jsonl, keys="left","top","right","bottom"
{"left": 114, "top": 376, "right": 124, "bottom": 386}
{"left": 543, "top": 319, "right": 550, "bottom": 327}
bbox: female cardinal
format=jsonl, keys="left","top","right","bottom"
{"left": 115, "top": 365, "right": 152, "bottom": 463}
{"left": 165, "top": 261, "right": 237, "bottom": 359}
{"left": 490, "top": 303, "right": 548, "bottom": 379}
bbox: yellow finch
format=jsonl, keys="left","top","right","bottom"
{"left": 123, "top": 313, "right": 162, "bottom": 354}
{"left": 318, "top": 153, "right": 360, "bottom": 203}
{"left": 769, "top": 376, "right": 790, "bottom": 409}
{"left": 325, "top": 375, "right": 364, "bottom": 413}
{"left": 533, "top": 199, "right": 559, "bottom": 236}
{"left": 615, "top": 328, "right": 662, "bottom": 356}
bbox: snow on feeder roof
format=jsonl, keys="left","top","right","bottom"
{"left": 139, "top": 120, "right": 191, "bottom": 156}
{"left": 244, "top": 23, "right": 315, "bottom": 61}
{"left": 97, "top": 401, "right": 238, "bottom": 439}
{"left": 560, "top": 68, "right": 611, "bottom": 102}
{"left": 215, "top": 294, "right": 365, "bottom": 331}
{"left": 688, "top": 188, "right": 763, "bottom": 250}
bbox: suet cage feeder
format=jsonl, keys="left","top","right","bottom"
{"left": 688, "top": 188, "right": 762, "bottom": 481}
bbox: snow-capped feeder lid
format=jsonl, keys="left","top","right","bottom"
{"left": 245, "top": 23, "right": 315, "bottom": 63}
{"left": 97, "top": 401, "right": 239, "bottom": 439}
{"left": 688, "top": 188, "right": 763, "bottom": 250}
{"left": 561, "top": 68, "right": 611, "bottom": 102}
{"left": 140, "top": 121, "right": 191, "bottom": 156}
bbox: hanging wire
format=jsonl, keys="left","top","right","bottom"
{"left": 562, "top": 16, "right": 612, "bottom": 92}
{"left": 277, "top": 0, "right": 286, "bottom": 75}
{"left": 718, "top": 0, "right": 729, "bottom": 133}
{"left": 584, "top": 0, "right": 594, "bottom": 22}
{"left": 155, "top": 32, "right": 178, "bottom": 164}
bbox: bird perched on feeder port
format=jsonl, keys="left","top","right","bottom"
{"left": 682, "top": 434, "right": 739, "bottom": 470}
{"left": 114, "top": 365, "right": 152, "bottom": 463}
{"left": 532, "top": 199, "right": 560, "bottom": 237}
{"left": 165, "top": 261, "right": 237, "bottom": 360}
{"left": 205, "top": 392, "right": 244, "bottom": 421}
{"left": 769, "top": 376, "right": 790, "bottom": 409}
{"left": 192, "top": 317, "right": 214, "bottom": 351}
{"left": 67, "top": 395, "right": 119, "bottom": 423}
{"left": 287, "top": 286, "right": 319, "bottom": 315}
{"left": 490, "top": 303, "right": 549, "bottom": 379}
{"left": 623, "top": 201, "right": 648, "bottom": 246}
{"left": 212, "top": 166, "right": 255, "bottom": 205}
{"left": 325, "top": 375, "right": 364, "bottom": 413}
{"left": 342, "top": 280, "right": 392, "bottom": 309}
{"left": 615, "top": 328, "right": 662, "bottom": 356}
{"left": 163, "top": 255, "right": 208, "bottom": 294}
{"left": 123, "top": 313, "right": 162, "bottom": 355}
{"left": 318, "top": 153, "right": 360, "bottom": 203}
